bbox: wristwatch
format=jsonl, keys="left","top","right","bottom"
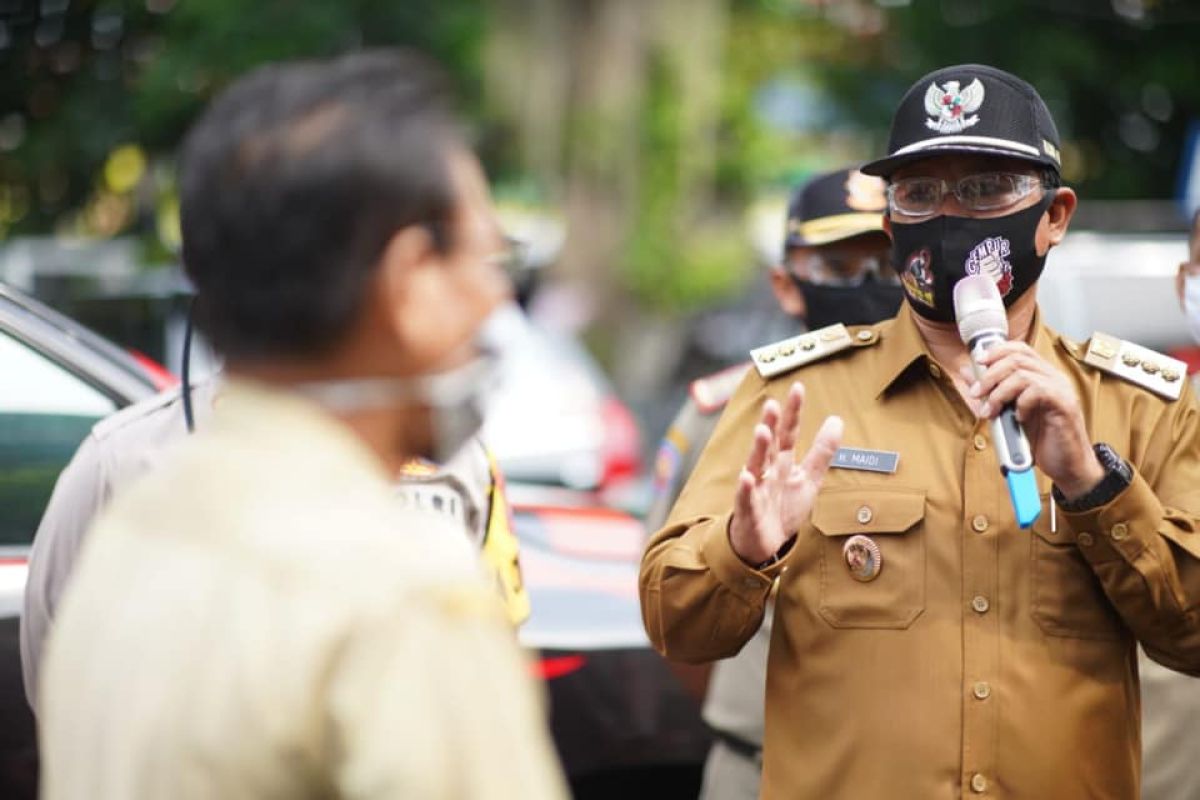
{"left": 754, "top": 535, "right": 796, "bottom": 571}
{"left": 1052, "top": 443, "right": 1133, "bottom": 512}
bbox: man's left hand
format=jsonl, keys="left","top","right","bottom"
{"left": 966, "top": 341, "right": 1104, "bottom": 501}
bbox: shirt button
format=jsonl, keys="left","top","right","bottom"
{"left": 1077, "top": 531, "right": 1095, "bottom": 547}
{"left": 1111, "top": 522, "right": 1129, "bottom": 541}
{"left": 972, "top": 595, "right": 990, "bottom": 614}
{"left": 856, "top": 329, "right": 875, "bottom": 343}
{"left": 973, "top": 434, "right": 987, "bottom": 451}
{"left": 973, "top": 681, "right": 991, "bottom": 700}
{"left": 972, "top": 515, "right": 989, "bottom": 533}
{"left": 856, "top": 505, "right": 873, "bottom": 524}
{"left": 971, "top": 773, "right": 988, "bottom": 793}
{"left": 928, "top": 362, "right": 942, "bottom": 379}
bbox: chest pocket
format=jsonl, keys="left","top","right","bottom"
{"left": 1030, "top": 496, "right": 1124, "bottom": 640}
{"left": 813, "top": 487, "right": 926, "bottom": 629}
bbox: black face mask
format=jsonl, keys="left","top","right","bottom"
{"left": 889, "top": 193, "right": 1055, "bottom": 322}
{"left": 790, "top": 278, "right": 905, "bottom": 330}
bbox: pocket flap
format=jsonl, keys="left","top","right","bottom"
{"left": 812, "top": 487, "right": 926, "bottom": 536}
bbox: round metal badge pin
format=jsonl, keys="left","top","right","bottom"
{"left": 843, "top": 534, "right": 882, "bottom": 582}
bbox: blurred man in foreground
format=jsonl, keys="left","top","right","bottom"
{"left": 21, "top": 379, "right": 528, "bottom": 710}
{"left": 645, "top": 167, "right": 898, "bottom": 799}
{"left": 38, "top": 51, "right": 566, "bottom": 799}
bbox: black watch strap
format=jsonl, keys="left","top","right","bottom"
{"left": 1052, "top": 443, "right": 1133, "bottom": 513}
{"left": 754, "top": 535, "right": 796, "bottom": 571}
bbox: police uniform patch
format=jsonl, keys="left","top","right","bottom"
{"left": 652, "top": 428, "right": 687, "bottom": 494}
{"left": 397, "top": 457, "right": 439, "bottom": 477}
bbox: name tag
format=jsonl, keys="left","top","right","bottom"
{"left": 831, "top": 447, "right": 900, "bottom": 474}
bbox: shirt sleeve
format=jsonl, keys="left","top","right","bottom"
{"left": 639, "top": 372, "right": 780, "bottom": 664}
{"left": 20, "top": 430, "right": 109, "bottom": 711}
{"left": 644, "top": 401, "right": 712, "bottom": 534}
{"left": 325, "top": 585, "right": 568, "bottom": 800}
{"left": 1065, "top": 384, "right": 1200, "bottom": 675}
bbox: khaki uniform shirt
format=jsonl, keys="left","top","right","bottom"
{"left": 641, "top": 304, "right": 1200, "bottom": 799}
{"left": 39, "top": 381, "right": 567, "bottom": 800}
{"left": 647, "top": 364, "right": 771, "bottom": 751}
{"left": 22, "top": 378, "right": 527, "bottom": 709}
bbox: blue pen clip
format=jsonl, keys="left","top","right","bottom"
{"left": 1005, "top": 467, "right": 1041, "bottom": 529}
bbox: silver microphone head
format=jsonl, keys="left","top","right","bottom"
{"left": 953, "top": 274, "right": 1009, "bottom": 344}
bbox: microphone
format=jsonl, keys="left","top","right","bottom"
{"left": 953, "top": 274, "right": 1041, "bottom": 529}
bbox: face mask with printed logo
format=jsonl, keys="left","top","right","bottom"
{"left": 890, "top": 192, "right": 1055, "bottom": 322}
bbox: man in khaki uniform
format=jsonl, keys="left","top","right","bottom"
{"left": 644, "top": 167, "right": 898, "bottom": 799}
{"left": 641, "top": 63, "right": 1200, "bottom": 799}
{"left": 38, "top": 51, "right": 566, "bottom": 799}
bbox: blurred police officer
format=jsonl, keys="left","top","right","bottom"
{"left": 38, "top": 51, "right": 566, "bottom": 799}
{"left": 641, "top": 63, "right": 1200, "bottom": 798}
{"left": 1141, "top": 209, "right": 1200, "bottom": 800}
{"left": 644, "top": 167, "right": 897, "bottom": 799}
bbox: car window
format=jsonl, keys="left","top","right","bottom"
{"left": 0, "top": 331, "right": 116, "bottom": 546}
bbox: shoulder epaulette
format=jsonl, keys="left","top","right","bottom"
{"left": 750, "top": 323, "right": 878, "bottom": 379}
{"left": 1080, "top": 332, "right": 1187, "bottom": 401}
{"left": 689, "top": 362, "right": 749, "bottom": 415}
{"left": 91, "top": 386, "right": 184, "bottom": 440}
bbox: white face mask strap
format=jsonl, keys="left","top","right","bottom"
{"left": 292, "top": 356, "right": 497, "bottom": 414}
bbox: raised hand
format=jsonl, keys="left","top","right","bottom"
{"left": 729, "top": 382, "right": 844, "bottom": 566}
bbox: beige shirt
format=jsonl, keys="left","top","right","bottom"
{"left": 641, "top": 303, "right": 1200, "bottom": 799}
{"left": 39, "top": 380, "right": 566, "bottom": 800}
{"left": 646, "top": 364, "right": 770, "bottom": 749}
{"left": 23, "top": 378, "right": 529, "bottom": 708}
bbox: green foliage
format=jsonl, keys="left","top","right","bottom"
{"left": 814, "top": 0, "right": 1200, "bottom": 199}
{"left": 621, "top": 5, "right": 852, "bottom": 311}
{"left": 0, "top": 0, "right": 485, "bottom": 240}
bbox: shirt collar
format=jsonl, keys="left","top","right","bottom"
{"left": 211, "top": 378, "right": 393, "bottom": 485}
{"left": 872, "top": 300, "right": 1053, "bottom": 398}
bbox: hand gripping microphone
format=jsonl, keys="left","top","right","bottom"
{"left": 953, "top": 274, "right": 1041, "bottom": 528}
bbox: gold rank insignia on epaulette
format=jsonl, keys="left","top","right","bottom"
{"left": 750, "top": 323, "right": 876, "bottom": 379}
{"left": 1082, "top": 332, "right": 1188, "bottom": 401}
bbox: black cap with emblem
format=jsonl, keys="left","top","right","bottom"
{"left": 785, "top": 168, "right": 887, "bottom": 248}
{"left": 860, "top": 63, "right": 1062, "bottom": 179}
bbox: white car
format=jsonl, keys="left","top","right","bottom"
{"left": 1038, "top": 231, "right": 1191, "bottom": 349}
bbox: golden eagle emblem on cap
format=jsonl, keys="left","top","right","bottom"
{"left": 924, "top": 78, "right": 984, "bottom": 134}
{"left": 844, "top": 170, "right": 886, "bottom": 212}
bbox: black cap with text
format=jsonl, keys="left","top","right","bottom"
{"left": 861, "top": 64, "right": 1062, "bottom": 179}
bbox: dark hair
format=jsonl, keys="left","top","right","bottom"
{"left": 179, "top": 49, "right": 461, "bottom": 360}
{"left": 1040, "top": 166, "right": 1062, "bottom": 189}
